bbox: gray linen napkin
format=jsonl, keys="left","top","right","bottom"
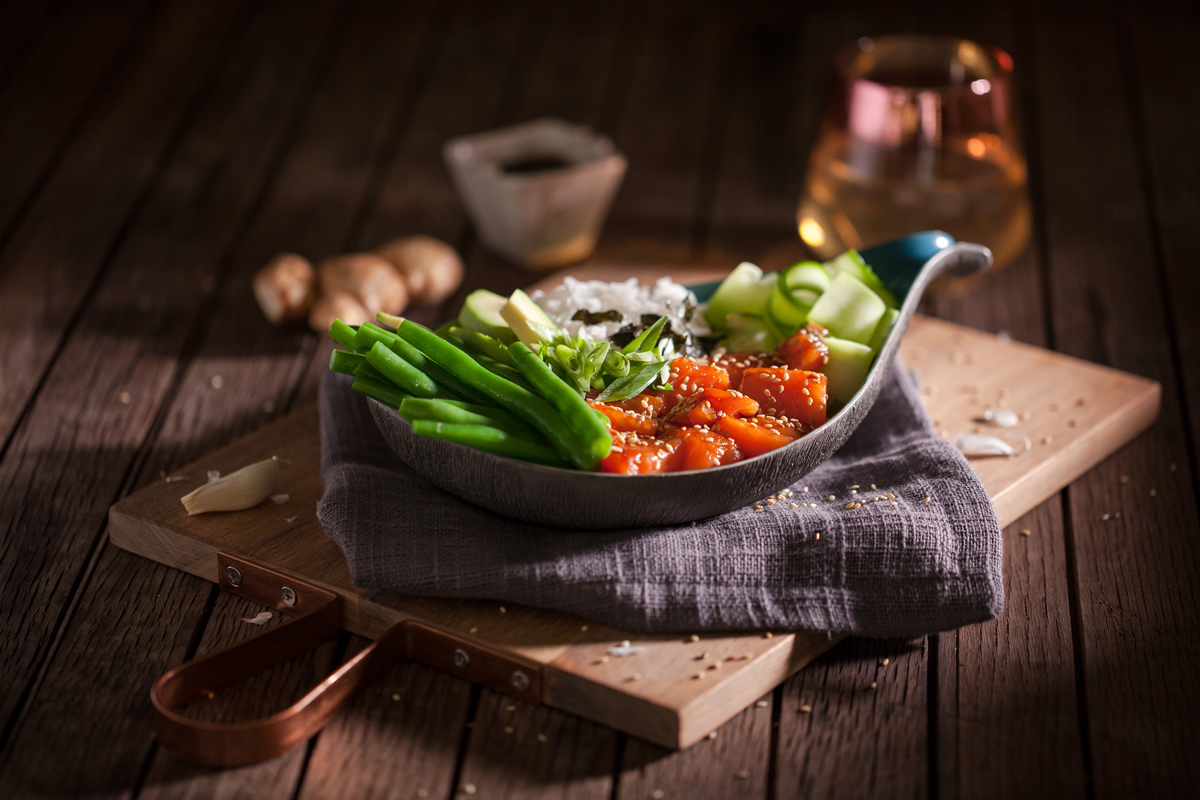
{"left": 318, "top": 368, "right": 1003, "bottom": 637}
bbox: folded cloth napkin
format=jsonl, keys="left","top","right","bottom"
{"left": 318, "top": 368, "right": 1003, "bottom": 637}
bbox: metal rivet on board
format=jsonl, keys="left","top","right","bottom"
{"left": 280, "top": 586, "right": 297, "bottom": 607}
{"left": 453, "top": 649, "right": 471, "bottom": 670}
{"left": 511, "top": 671, "right": 530, "bottom": 692}
{"left": 224, "top": 566, "right": 242, "bottom": 587}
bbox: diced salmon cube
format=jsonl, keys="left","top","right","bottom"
{"left": 675, "top": 426, "right": 742, "bottom": 471}
{"left": 739, "top": 368, "right": 828, "bottom": 430}
{"left": 715, "top": 415, "right": 802, "bottom": 457}
{"left": 777, "top": 323, "right": 830, "bottom": 372}
{"left": 651, "top": 357, "right": 731, "bottom": 412}
{"left": 599, "top": 432, "right": 683, "bottom": 474}
{"left": 712, "top": 352, "right": 780, "bottom": 390}
{"left": 702, "top": 388, "right": 759, "bottom": 417}
{"left": 588, "top": 400, "right": 658, "bottom": 436}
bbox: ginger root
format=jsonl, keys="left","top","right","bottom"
{"left": 317, "top": 253, "right": 408, "bottom": 315}
{"left": 374, "top": 235, "right": 463, "bottom": 306}
{"left": 252, "top": 252, "right": 316, "bottom": 325}
{"left": 308, "top": 290, "right": 370, "bottom": 332}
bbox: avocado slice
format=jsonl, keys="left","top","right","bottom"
{"left": 459, "top": 289, "right": 517, "bottom": 344}
{"left": 500, "top": 289, "right": 560, "bottom": 347}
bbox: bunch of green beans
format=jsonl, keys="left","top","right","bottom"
{"left": 326, "top": 317, "right": 611, "bottom": 470}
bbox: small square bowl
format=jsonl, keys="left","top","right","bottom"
{"left": 442, "top": 118, "right": 627, "bottom": 269}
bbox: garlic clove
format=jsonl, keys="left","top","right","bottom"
{"left": 181, "top": 457, "right": 280, "bottom": 515}
{"left": 981, "top": 406, "right": 1020, "bottom": 427}
{"left": 955, "top": 432, "right": 1032, "bottom": 458}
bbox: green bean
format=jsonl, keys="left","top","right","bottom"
{"left": 365, "top": 341, "right": 448, "bottom": 399}
{"left": 329, "top": 349, "right": 365, "bottom": 376}
{"left": 329, "top": 319, "right": 359, "bottom": 351}
{"left": 410, "top": 421, "right": 566, "bottom": 468}
{"left": 471, "top": 352, "right": 535, "bottom": 391}
{"left": 354, "top": 321, "right": 400, "bottom": 353}
{"left": 399, "top": 397, "right": 539, "bottom": 440}
{"left": 352, "top": 376, "right": 411, "bottom": 409}
{"left": 508, "top": 342, "right": 611, "bottom": 461}
{"left": 396, "top": 320, "right": 599, "bottom": 470}
{"left": 363, "top": 321, "right": 491, "bottom": 405}
{"left": 461, "top": 330, "right": 515, "bottom": 366}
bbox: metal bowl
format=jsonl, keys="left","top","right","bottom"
{"left": 370, "top": 232, "right": 991, "bottom": 529}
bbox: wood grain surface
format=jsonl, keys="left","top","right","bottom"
{"left": 1, "top": 0, "right": 1197, "bottom": 797}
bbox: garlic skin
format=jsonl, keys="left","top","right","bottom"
{"left": 181, "top": 458, "right": 280, "bottom": 515}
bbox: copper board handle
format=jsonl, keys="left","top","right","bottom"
{"left": 151, "top": 554, "right": 543, "bottom": 767}
{"left": 151, "top": 554, "right": 406, "bottom": 768}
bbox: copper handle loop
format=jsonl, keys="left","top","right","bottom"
{"left": 151, "top": 582, "right": 408, "bottom": 767}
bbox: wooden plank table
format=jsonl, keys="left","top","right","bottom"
{"left": 1, "top": 0, "right": 1196, "bottom": 797}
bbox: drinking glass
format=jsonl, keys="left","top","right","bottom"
{"left": 797, "top": 35, "right": 1030, "bottom": 273}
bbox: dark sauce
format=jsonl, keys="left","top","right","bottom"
{"left": 500, "top": 154, "right": 573, "bottom": 175}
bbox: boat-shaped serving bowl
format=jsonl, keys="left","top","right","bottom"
{"left": 370, "top": 231, "right": 992, "bottom": 529}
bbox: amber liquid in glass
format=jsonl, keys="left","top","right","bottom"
{"left": 798, "top": 36, "right": 1030, "bottom": 273}
{"left": 798, "top": 131, "right": 1030, "bottom": 267}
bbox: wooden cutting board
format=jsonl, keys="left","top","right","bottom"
{"left": 108, "top": 314, "right": 1160, "bottom": 750}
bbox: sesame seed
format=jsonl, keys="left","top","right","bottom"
{"left": 1020, "top": 528, "right": 1031, "bottom": 536}
{"left": 754, "top": 505, "right": 763, "bottom": 510}
{"left": 922, "top": 496, "right": 931, "bottom": 504}
{"left": 1150, "top": 489, "right": 1158, "bottom": 497}
{"left": 504, "top": 726, "right": 514, "bottom": 734}
{"left": 652, "top": 791, "right": 665, "bottom": 800}
{"left": 690, "top": 634, "right": 700, "bottom": 642}
{"left": 890, "top": 501, "right": 897, "bottom": 506}
{"left": 881, "top": 658, "right": 890, "bottom": 666}
{"left": 756, "top": 700, "right": 769, "bottom": 708}
{"left": 802, "top": 487, "right": 809, "bottom": 493}
{"left": 210, "top": 375, "right": 223, "bottom": 390}
{"left": 581, "top": 625, "right": 589, "bottom": 631}
{"left": 463, "top": 785, "right": 477, "bottom": 795}
{"left": 790, "top": 502, "right": 798, "bottom": 508}
{"left": 763, "top": 632, "right": 773, "bottom": 638}
{"left": 119, "top": 392, "right": 131, "bottom": 404}
{"left": 799, "top": 704, "right": 813, "bottom": 714}
{"left": 736, "top": 770, "right": 750, "bottom": 780}
{"left": 708, "top": 731, "right": 718, "bottom": 740}
{"left": 886, "top": 493, "right": 895, "bottom": 499}
{"left": 694, "top": 672, "right": 706, "bottom": 680}
{"left": 506, "top": 704, "right": 517, "bottom": 712}
{"left": 869, "top": 681, "right": 877, "bottom": 690}
{"left": 845, "top": 502, "right": 856, "bottom": 510}
{"left": 469, "top": 627, "right": 478, "bottom": 634}
{"left": 1119, "top": 475, "right": 1129, "bottom": 484}
{"left": 499, "top": 606, "right": 506, "bottom": 613}
{"left": 850, "top": 484, "right": 859, "bottom": 489}
{"left": 870, "top": 484, "right": 877, "bottom": 490}
{"left": 392, "top": 693, "right": 400, "bottom": 701}
{"left": 620, "top": 640, "right": 631, "bottom": 647}
{"left": 1043, "top": 436, "right": 1053, "bottom": 445}
{"left": 828, "top": 495, "right": 835, "bottom": 501}
{"left": 537, "top": 733, "right": 548, "bottom": 743}
{"left": 851, "top": 489, "right": 858, "bottom": 495}
{"left": 1102, "top": 513, "right": 1111, "bottom": 521}
{"left": 815, "top": 533, "right": 820, "bottom": 540}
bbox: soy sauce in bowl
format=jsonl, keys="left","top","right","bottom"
{"left": 499, "top": 154, "right": 574, "bottom": 175}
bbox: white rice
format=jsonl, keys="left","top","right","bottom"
{"left": 531, "top": 276, "right": 710, "bottom": 342}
